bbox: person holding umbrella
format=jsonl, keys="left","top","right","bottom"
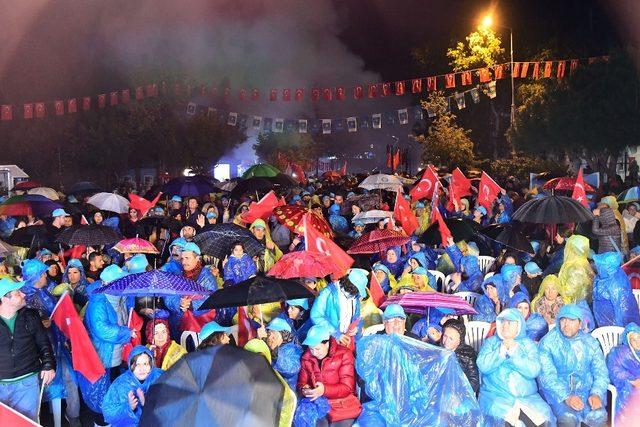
{"left": 265, "top": 317, "right": 302, "bottom": 391}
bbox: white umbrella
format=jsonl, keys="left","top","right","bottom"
{"left": 27, "top": 187, "right": 60, "bottom": 200}
{"left": 87, "top": 192, "right": 130, "bottom": 214}
{"left": 358, "top": 174, "right": 404, "bottom": 191}
{"left": 352, "top": 210, "right": 395, "bottom": 224}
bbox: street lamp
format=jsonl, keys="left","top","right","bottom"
{"left": 479, "top": 14, "right": 515, "bottom": 129}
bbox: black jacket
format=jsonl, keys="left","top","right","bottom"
{"left": 454, "top": 343, "right": 480, "bottom": 394}
{"left": 0, "top": 307, "right": 56, "bottom": 380}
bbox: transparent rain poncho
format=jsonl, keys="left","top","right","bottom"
{"left": 355, "top": 334, "right": 482, "bottom": 426}
{"left": 558, "top": 235, "right": 594, "bottom": 303}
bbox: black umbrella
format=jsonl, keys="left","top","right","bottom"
{"left": 193, "top": 224, "right": 265, "bottom": 259}
{"left": 480, "top": 223, "right": 534, "bottom": 254}
{"left": 140, "top": 345, "right": 284, "bottom": 427}
{"left": 5, "top": 225, "right": 54, "bottom": 248}
{"left": 418, "top": 218, "right": 481, "bottom": 246}
{"left": 162, "top": 175, "right": 217, "bottom": 197}
{"left": 512, "top": 195, "right": 593, "bottom": 224}
{"left": 268, "top": 173, "right": 297, "bottom": 188}
{"left": 230, "top": 177, "right": 274, "bottom": 199}
{"left": 137, "top": 216, "right": 183, "bottom": 234}
{"left": 200, "top": 275, "right": 314, "bottom": 310}
{"left": 55, "top": 224, "right": 122, "bottom": 246}
{"left": 68, "top": 181, "right": 103, "bottom": 195}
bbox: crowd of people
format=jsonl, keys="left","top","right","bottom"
{"left": 1, "top": 168, "right": 640, "bottom": 427}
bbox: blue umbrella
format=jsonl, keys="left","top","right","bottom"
{"left": 162, "top": 176, "right": 217, "bottom": 197}
{"left": 617, "top": 186, "right": 640, "bottom": 204}
{"left": 95, "top": 270, "right": 210, "bottom": 297}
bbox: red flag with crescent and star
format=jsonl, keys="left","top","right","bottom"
{"left": 572, "top": 168, "right": 589, "bottom": 207}
{"left": 410, "top": 165, "right": 439, "bottom": 201}
{"left": 477, "top": 172, "right": 503, "bottom": 211}
{"left": 303, "top": 213, "right": 353, "bottom": 278}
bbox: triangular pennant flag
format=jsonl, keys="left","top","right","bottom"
{"left": 572, "top": 168, "right": 589, "bottom": 207}
{"left": 410, "top": 165, "right": 439, "bottom": 201}
{"left": 393, "top": 191, "right": 418, "bottom": 235}
{"left": 477, "top": 171, "right": 503, "bottom": 211}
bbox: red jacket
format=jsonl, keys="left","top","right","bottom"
{"left": 297, "top": 338, "right": 360, "bottom": 420}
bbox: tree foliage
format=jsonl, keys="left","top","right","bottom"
{"left": 253, "top": 132, "right": 324, "bottom": 170}
{"left": 414, "top": 92, "right": 474, "bottom": 171}
{"left": 447, "top": 27, "right": 506, "bottom": 71}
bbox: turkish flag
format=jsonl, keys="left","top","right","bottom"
{"left": 411, "top": 79, "right": 422, "bottom": 93}
{"left": 294, "top": 88, "right": 304, "bottom": 101}
{"left": 386, "top": 145, "right": 392, "bottom": 168}
{"left": 426, "top": 76, "right": 437, "bottom": 91}
{"left": 445, "top": 74, "right": 455, "bottom": 88}
{"left": 121, "top": 308, "right": 144, "bottom": 362}
{"left": 479, "top": 68, "right": 492, "bottom": 83}
{"left": 312, "top": 88, "right": 321, "bottom": 101}
{"left": 282, "top": 88, "right": 291, "bottom": 101}
{"left": 82, "top": 97, "right": 91, "bottom": 111}
{"left": 431, "top": 204, "right": 452, "bottom": 245}
{"left": 451, "top": 167, "right": 472, "bottom": 198}
{"left": 304, "top": 213, "right": 353, "bottom": 276}
{"left": 1, "top": 105, "right": 12, "bottom": 121}
{"left": 477, "top": 172, "right": 503, "bottom": 211}
{"left": 35, "top": 102, "right": 45, "bottom": 118}
{"left": 323, "top": 88, "right": 333, "bottom": 101}
{"left": 494, "top": 64, "right": 505, "bottom": 80}
{"left": 0, "top": 401, "right": 40, "bottom": 426}
{"left": 128, "top": 192, "right": 163, "bottom": 217}
{"left": 410, "top": 166, "right": 439, "bottom": 201}
{"left": 336, "top": 87, "right": 346, "bottom": 101}
{"left": 368, "top": 84, "right": 378, "bottom": 98}
{"left": 353, "top": 85, "right": 363, "bottom": 99}
{"left": 392, "top": 148, "right": 401, "bottom": 171}
{"left": 121, "top": 89, "right": 130, "bottom": 104}
{"left": 180, "top": 307, "right": 216, "bottom": 333}
{"left": 395, "top": 81, "right": 405, "bottom": 96}
{"left": 98, "top": 94, "right": 106, "bottom": 109}
{"left": 381, "top": 82, "right": 391, "bottom": 96}
{"left": 461, "top": 71, "right": 472, "bottom": 85}
{"left": 393, "top": 191, "right": 419, "bottom": 235}
{"left": 241, "top": 191, "right": 284, "bottom": 223}
{"left": 51, "top": 293, "right": 105, "bottom": 383}
{"left": 572, "top": 168, "right": 589, "bottom": 207}
{"left": 237, "top": 306, "right": 257, "bottom": 347}
{"left": 24, "top": 104, "right": 33, "bottom": 119}
{"left": 54, "top": 100, "right": 64, "bottom": 116}
{"left": 369, "top": 272, "right": 387, "bottom": 307}
{"left": 239, "top": 89, "right": 247, "bottom": 101}
{"left": 109, "top": 91, "right": 118, "bottom": 106}
{"left": 67, "top": 98, "right": 77, "bottom": 113}
{"left": 251, "top": 88, "right": 260, "bottom": 101}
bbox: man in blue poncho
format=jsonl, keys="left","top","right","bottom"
{"left": 538, "top": 304, "right": 609, "bottom": 427}
{"left": 473, "top": 274, "right": 509, "bottom": 322}
{"left": 591, "top": 251, "right": 640, "bottom": 327}
{"left": 328, "top": 204, "right": 349, "bottom": 234}
{"left": 607, "top": 322, "right": 640, "bottom": 425}
{"left": 477, "top": 308, "right": 554, "bottom": 426}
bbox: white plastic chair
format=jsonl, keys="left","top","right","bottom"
{"left": 443, "top": 274, "right": 455, "bottom": 293}
{"left": 428, "top": 270, "right": 445, "bottom": 292}
{"left": 180, "top": 330, "right": 201, "bottom": 351}
{"left": 363, "top": 324, "right": 385, "bottom": 336}
{"left": 477, "top": 256, "right": 496, "bottom": 275}
{"left": 455, "top": 292, "right": 482, "bottom": 324}
{"left": 633, "top": 289, "right": 640, "bottom": 314}
{"left": 483, "top": 271, "right": 495, "bottom": 281}
{"left": 464, "top": 321, "right": 491, "bottom": 353}
{"left": 228, "top": 324, "right": 239, "bottom": 344}
{"left": 591, "top": 326, "right": 624, "bottom": 427}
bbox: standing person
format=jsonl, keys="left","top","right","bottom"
{"left": 86, "top": 251, "right": 105, "bottom": 282}
{"left": 59, "top": 259, "right": 90, "bottom": 308}
{"left": 591, "top": 206, "right": 622, "bottom": 254}
{"left": 538, "top": 304, "right": 609, "bottom": 427}
{"left": 0, "top": 277, "right": 56, "bottom": 421}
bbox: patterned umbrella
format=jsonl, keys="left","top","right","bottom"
{"left": 352, "top": 209, "right": 393, "bottom": 224}
{"left": 267, "top": 250, "right": 340, "bottom": 279}
{"left": 56, "top": 224, "right": 122, "bottom": 246}
{"left": 200, "top": 275, "right": 313, "bottom": 309}
{"left": 347, "top": 229, "right": 410, "bottom": 254}
{"left": 0, "top": 194, "right": 63, "bottom": 217}
{"left": 193, "top": 224, "right": 265, "bottom": 259}
{"left": 542, "top": 177, "right": 595, "bottom": 192}
{"left": 96, "top": 270, "right": 210, "bottom": 297}
{"left": 12, "top": 180, "right": 42, "bottom": 191}
{"left": 162, "top": 175, "right": 217, "bottom": 197}
{"left": 241, "top": 163, "right": 281, "bottom": 179}
{"left": 87, "top": 192, "right": 130, "bottom": 214}
{"left": 358, "top": 174, "right": 404, "bottom": 191}
{"left": 381, "top": 292, "right": 477, "bottom": 315}
{"left": 27, "top": 187, "right": 60, "bottom": 200}
{"left": 113, "top": 237, "right": 159, "bottom": 254}
{"left": 273, "top": 205, "right": 333, "bottom": 238}
{"left": 512, "top": 195, "right": 593, "bottom": 224}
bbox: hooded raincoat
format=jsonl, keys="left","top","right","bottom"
{"left": 310, "top": 281, "right": 361, "bottom": 339}
{"left": 558, "top": 235, "right": 594, "bottom": 304}
{"left": 606, "top": 322, "right": 640, "bottom": 424}
{"left": 473, "top": 274, "right": 509, "bottom": 323}
{"left": 538, "top": 304, "right": 609, "bottom": 426}
{"left": 249, "top": 218, "right": 283, "bottom": 273}
{"left": 531, "top": 274, "right": 565, "bottom": 325}
{"left": 382, "top": 247, "right": 404, "bottom": 278}
{"left": 61, "top": 259, "right": 90, "bottom": 307}
{"left": 500, "top": 264, "right": 529, "bottom": 299}
{"left": 592, "top": 251, "right": 640, "bottom": 327}
{"left": 446, "top": 244, "right": 483, "bottom": 293}
{"left": 508, "top": 292, "right": 548, "bottom": 342}
{"left": 476, "top": 309, "right": 554, "bottom": 426}
{"left": 102, "top": 346, "right": 163, "bottom": 427}
{"left": 371, "top": 263, "right": 397, "bottom": 294}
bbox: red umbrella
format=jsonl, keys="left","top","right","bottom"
{"left": 381, "top": 292, "right": 477, "bottom": 315}
{"left": 542, "top": 177, "right": 595, "bottom": 192}
{"left": 113, "top": 237, "right": 159, "bottom": 254}
{"left": 12, "top": 180, "right": 42, "bottom": 191}
{"left": 322, "top": 171, "right": 342, "bottom": 182}
{"left": 347, "top": 229, "right": 410, "bottom": 254}
{"left": 267, "top": 250, "right": 339, "bottom": 279}
{"left": 273, "top": 205, "right": 333, "bottom": 238}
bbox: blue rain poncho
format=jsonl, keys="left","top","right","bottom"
{"left": 102, "top": 346, "right": 163, "bottom": 427}
{"left": 476, "top": 309, "right": 554, "bottom": 426}
{"left": 500, "top": 264, "right": 529, "bottom": 299}
{"left": 607, "top": 322, "right": 640, "bottom": 424}
{"left": 508, "top": 292, "right": 548, "bottom": 342}
{"left": 445, "top": 244, "right": 483, "bottom": 293}
{"left": 538, "top": 304, "right": 609, "bottom": 426}
{"left": 382, "top": 247, "right": 404, "bottom": 278}
{"left": 272, "top": 341, "right": 302, "bottom": 391}
{"left": 356, "top": 334, "right": 482, "bottom": 426}
{"left": 494, "top": 194, "right": 513, "bottom": 224}
{"left": 62, "top": 258, "right": 90, "bottom": 307}
{"left": 473, "top": 274, "right": 509, "bottom": 323}
{"left": 592, "top": 251, "right": 640, "bottom": 327}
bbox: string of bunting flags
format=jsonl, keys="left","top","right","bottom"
{"left": 186, "top": 83, "right": 496, "bottom": 134}
{"left": 0, "top": 55, "right": 608, "bottom": 122}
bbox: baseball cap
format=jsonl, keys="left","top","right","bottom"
{"left": 182, "top": 242, "right": 201, "bottom": 256}
{"left": 286, "top": 298, "right": 310, "bottom": 310}
{"left": 348, "top": 268, "right": 369, "bottom": 298}
{"left": 382, "top": 304, "right": 407, "bottom": 321}
{"left": 171, "top": 196, "right": 182, "bottom": 203}
{"left": 52, "top": 208, "right": 70, "bottom": 217}
{"left": 266, "top": 317, "right": 292, "bottom": 332}
{"left": 302, "top": 325, "right": 332, "bottom": 346}
{"left": 0, "top": 278, "right": 24, "bottom": 297}
{"left": 524, "top": 262, "right": 542, "bottom": 275}
{"left": 199, "top": 321, "right": 231, "bottom": 341}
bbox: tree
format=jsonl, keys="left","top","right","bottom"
{"left": 253, "top": 132, "right": 324, "bottom": 170}
{"left": 414, "top": 92, "right": 474, "bottom": 171}
{"left": 509, "top": 50, "right": 640, "bottom": 178}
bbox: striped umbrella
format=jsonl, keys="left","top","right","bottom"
{"left": 381, "top": 292, "right": 477, "bottom": 315}
{"left": 0, "top": 194, "right": 63, "bottom": 217}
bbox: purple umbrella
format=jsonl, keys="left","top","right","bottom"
{"left": 162, "top": 175, "right": 217, "bottom": 197}
{"left": 381, "top": 292, "right": 477, "bottom": 315}
{"left": 95, "top": 270, "right": 211, "bottom": 297}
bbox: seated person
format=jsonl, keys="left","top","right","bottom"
{"left": 477, "top": 309, "right": 554, "bottom": 427}
{"left": 265, "top": 318, "right": 302, "bottom": 391}
{"left": 508, "top": 292, "right": 549, "bottom": 342}
{"left": 531, "top": 274, "right": 564, "bottom": 325}
{"left": 440, "top": 318, "right": 479, "bottom": 394}
{"left": 473, "top": 274, "right": 508, "bottom": 323}
{"left": 538, "top": 304, "right": 609, "bottom": 427}
{"left": 607, "top": 322, "right": 640, "bottom": 426}
{"left": 377, "top": 304, "right": 419, "bottom": 339}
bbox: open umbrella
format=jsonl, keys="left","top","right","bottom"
{"left": 96, "top": 270, "right": 210, "bottom": 297}
{"left": 512, "top": 195, "right": 593, "bottom": 224}
{"left": 273, "top": 205, "right": 333, "bottom": 238}
{"left": 162, "top": 176, "right": 217, "bottom": 197}
{"left": 216, "top": 179, "right": 240, "bottom": 192}
{"left": 5, "top": 225, "right": 53, "bottom": 249}
{"left": 229, "top": 177, "right": 274, "bottom": 199}
{"left": 193, "top": 224, "right": 265, "bottom": 259}
{"left": 137, "top": 216, "right": 183, "bottom": 234}
{"left": 12, "top": 180, "right": 42, "bottom": 191}
{"left": 55, "top": 224, "right": 122, "bottom": 246}
{"left": 87, "top": 192, "right": 130, "bottom": 214}
{"left": 200, "top": 275, "right": 313, "bottom": 310}
{"left": 358, "top": 174, "right": 404, "bottom": 192}
{"left": 268, "top": 173, "right": 297, "bottom": 189}
{"left": 27, "top": 187, "right": 60, "bottom": 200}
{"left": 242, "top": 163, "right": 281, "bottom": 179}
{"left": 267, "top": 250, "right": 340, "bottom": 279}
{"left": 347, "top": 229, "right": 410, "bottom": 254}
{"left": 381, "top": 292, "right": 477, "bottom": 316}
{"left": 480, "top": 223, "right": 534, "bottom": 254}
{"left": 617, "top": 186, "right": 640, "bottom": 204}
{"left": 418, "top": 218, "right": 480, "bottom": 246}
{"left": 0, "top": 194, "right": 63, "bottom": 217}
{"left": 347, "top": 193, "right": 381, "bottom": 211}
{"left": 140, "top": 345, "right": 285, "bottom": 427}
{"left": 542, "top": 177, "right": 595, "bottom": 192}
{"left": 351, "top": 209, "right": 393, "bottom": 224}
{"left": 68, "top": 181, "right": 102, "bottom": 195}
{"left": 113, "top": 237, "right": 159, "bottom": 254}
